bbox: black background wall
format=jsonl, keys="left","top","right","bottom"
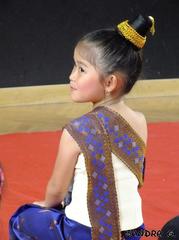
{"left": 0, "top": 0, "right": 178, "bottom": 88}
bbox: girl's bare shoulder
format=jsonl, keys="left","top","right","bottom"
{"left": 129, "top": 109, "right": 148, "bottom": 144}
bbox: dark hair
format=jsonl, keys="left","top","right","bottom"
{"left": 76, "top": 15, "right": 154, "bottom": 95}
{"left": 158, "top": 216, "right": 179, "bottom": 240}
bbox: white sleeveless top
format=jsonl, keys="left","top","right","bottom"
{"left": 65, "top": 152, "right": 143, "bottom": 231}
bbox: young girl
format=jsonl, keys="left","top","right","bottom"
{"left": 9, "top": 14, "right": 155, "bottom": 240}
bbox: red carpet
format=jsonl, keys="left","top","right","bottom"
{"left": 0, "top": 122, "right": 179, "bottom": 240}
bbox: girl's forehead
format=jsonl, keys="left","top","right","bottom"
{"left": 74, "top": 42, "right": 96, "bottom": 65}
{"left": 74, "top": 45, "right": 84, "bottom": 59}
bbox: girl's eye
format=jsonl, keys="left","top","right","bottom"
{"left": 79, "top": 66, "right": 85, "bottom": 73}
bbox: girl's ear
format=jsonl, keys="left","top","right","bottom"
{"left": 104, "top": 73, "right": 124, "bottom": 94}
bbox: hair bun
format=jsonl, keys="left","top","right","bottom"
{"left": 117, "top": 14, "right": 155, "bottom": 49}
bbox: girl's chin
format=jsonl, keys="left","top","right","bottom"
{"left": 70, "top": 95, "right": 89, "bottom": 103}
{"left": 71, "top": 96, "right": 92, "bottom": 103}
{"left": 70, "top": 91, "right": 94, "bottom": 103}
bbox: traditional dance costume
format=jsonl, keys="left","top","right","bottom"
{"left": 9, "top": 105, "right": 146, "bottom": 240}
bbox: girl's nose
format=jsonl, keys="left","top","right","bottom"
{"left": 69, "top": 66, "right": 76, "bottom": 82}
{"left": 69, "top": 73, "right": 73, "bottom": 82}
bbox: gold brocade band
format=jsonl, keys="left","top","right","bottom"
{"left": 117, "top": 20, "right": 146, "bottom": 49}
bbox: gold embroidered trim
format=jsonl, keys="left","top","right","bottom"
{"left": 117, "top": 20, "right": 146, "bottom": 49}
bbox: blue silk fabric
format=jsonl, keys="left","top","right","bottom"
{"left": 9, "top": 203, "right": 145, "bottom": 240}
{"left": 9, "top": 203, "right": 92, "bottom": 240}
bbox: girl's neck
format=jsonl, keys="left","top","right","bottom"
{"left": 92, "top": 95, "right": 125, "bottom": 110}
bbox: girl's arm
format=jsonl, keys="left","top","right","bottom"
{"left": 35, "top": 128, "right": 81, "bottom": 208}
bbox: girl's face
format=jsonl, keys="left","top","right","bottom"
{"left": 69, "top": 45, "right": 105, "bottom": 104}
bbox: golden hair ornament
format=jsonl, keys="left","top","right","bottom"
{"left": 117, "top": 20, "right": 146, "bottom": 49}
{"left": 117, "top": 16, "right": 155, "bottom": 49}
{"left": 148, "top": 16, "right": 155, "bottom": 35}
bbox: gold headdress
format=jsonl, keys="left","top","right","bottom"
{"left": 117, "top": 15, "right": 155, "bottom": 49}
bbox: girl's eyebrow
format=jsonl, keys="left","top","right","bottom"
{"left": 74, "top": 58, "right": 88, "bottom": 67}
{"left": 77, "top": 61, "right": 88, "bottom": 67}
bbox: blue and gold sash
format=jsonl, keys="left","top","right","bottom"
{"left": 63, "top": 105, "right": 146, "bottom": 240}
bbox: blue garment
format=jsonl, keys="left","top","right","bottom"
{"left": 9, "top": 203, "right": 144, "bottom": 240}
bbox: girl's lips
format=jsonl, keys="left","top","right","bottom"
{"left": 70, "top": 86, "right": 77, "bottom": 90}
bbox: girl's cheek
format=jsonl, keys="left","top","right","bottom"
{"left": 78, "top": 83, "right": 90, "bottom": 92}
{"left": 79, "top": 81, "right": 98, "bottom": 92}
